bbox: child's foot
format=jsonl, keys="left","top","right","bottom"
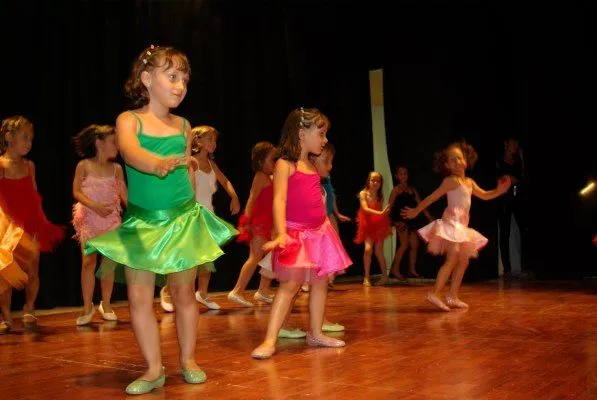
{"left": 278, "top": 328, "right": 307, "bottom": 339}
{"left": 445, "top": 294, "right": 469, "bottom": 309}
{"left": 227, "top": 291, "right": 253, "bottom": 307}
{"left": 306, "top": 332, "right": 345, "bottom": 348}
{"left": 0, "top": 320, "right": 12, "bottom": 334}
{"left": 76, "top": 304, "right": 95, "bottom": 326}
{"left": 99, "top": 301, "right": 118, "bottom": 321}
{"left": 195, "top": 291, "right": 220, "bottom": 310}
{"left": 408, "top": 270, "right": 422, "bottom": 278}
{"left": 375, "top": 275, "right": 390, "bottom": 286}
{"left": 252, "top": 342, "right": 276, "bottom": 359}
{"left": 390, "top": 268, "right": 406, "bottom": 280}
{"left": 23, "top": 308, "right": 38, "bottom": 325}
{"left": 180, "top": 360, "right": 207, "bottom": 384}
{"left": 363, "top": 277, "right": 372, "bottom": 287}
{"left": 322, "top": 322, "right": 345, "bottom": 332}
{"left": 426, "top": 292, "right": 451, "bottom": 311}
{"left": 160, "top": 286, "right": 175, "bottom": 312}
{"left": 254, "top": 290, "right": 274, "bottom": 304}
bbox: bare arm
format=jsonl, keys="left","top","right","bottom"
{"left": 403, "top": 177, "right": 458, "bottom": 219}
{"left": 115, "top": 164, "right": 128, "bottom": 207}
{"left": 262, "top": 159, "right": 291, "bottom": 251}
{"left": 212, "top": 161, "right": 240, "bottom": 214}
{"left": 244, "top": 173, "right": 269, "bottom": 218}
{"left": 414, "top": 189, "right": 434, "bottom": 221}
{"left": 29, "top": 161, "right": 38, "bottom": 191}
{"left": 72, "top": 161, "right": 96, "bottom": 208}
{"left": 471, "top": 177, "right": 510, "bottom": 201}
{"left": 333, "top": 197, "right": 351, "bottom": 222}
{"left": 359, "top": 191, "right": 385, "bottom": 215}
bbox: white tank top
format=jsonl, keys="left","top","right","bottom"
{"left": 194, "top": 160, "right": 217, "bottom": 212}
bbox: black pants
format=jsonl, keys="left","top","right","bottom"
{"left": 498, "top": 198, "right": 527, "bottom": 274}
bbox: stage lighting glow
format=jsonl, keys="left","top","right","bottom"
{"left": 580, "top": 181, "right": 595, "bottom": 196}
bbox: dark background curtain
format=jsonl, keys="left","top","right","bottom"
{"left": 0, "top": 1, "right": 595, "bottom": 309}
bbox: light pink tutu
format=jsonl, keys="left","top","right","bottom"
{"left": 418, "top": 184, "right": 488, "bottom": 259}
{"left": 273, "top": 219, "right": 352, "bottom": 283}
{"left": 73, "top": 175, "right": 123, "bottom": 244}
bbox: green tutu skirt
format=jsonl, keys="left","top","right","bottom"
{"left": 86, "top": 198, "right": 237, "bottom": 286}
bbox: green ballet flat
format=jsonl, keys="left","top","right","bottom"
{"left": 181, "top": 369, "right": 207, "bottom": 384}
{"left": 125, "top": 368, "right": 166, "bottom": 395}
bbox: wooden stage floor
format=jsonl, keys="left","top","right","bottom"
{"left": 2, "top": 279, "right": 597, "bottom": 399}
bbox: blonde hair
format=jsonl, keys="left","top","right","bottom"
{"left": 191, "top": 125, "right": 219, "bottom": 155}
{"left": 0, "top": 116, "right": 33, "bottom": 154}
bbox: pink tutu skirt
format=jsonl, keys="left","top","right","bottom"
{"left": 273, "top": 218, "right": 352, "bottom": 283}
{"left": 73, "top": 203, "right": 121, "bottom": 245}
{"left": 418, "top": 218, "right": 488, "bottom": 259}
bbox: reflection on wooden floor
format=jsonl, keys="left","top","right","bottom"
{"left": 2, "top": 280, "right": 597, "bottom": 399}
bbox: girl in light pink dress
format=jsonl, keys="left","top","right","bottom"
{"left": 402, "top": 140, "right": 510, "bottom": 311}
{"left": 72, "top": 125, "right": 127, "bottom": 325}
{"left": 252, "top": 108, "right": 351, "bottom": 359}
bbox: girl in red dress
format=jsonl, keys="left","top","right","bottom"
{"left": 0, "top": 116, "right": 65, "bottom": 329}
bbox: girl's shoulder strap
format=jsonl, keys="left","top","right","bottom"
{"left": 128, "top": 111, "right": 143, "bottom": 133}
{"left": 181, "top": 117, "right": 187, "bottom": 133}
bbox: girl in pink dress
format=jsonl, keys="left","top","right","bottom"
{"left": 228, "top": 141, "right": 277, "bottom": 307}
{"left": 252, "top": 108, "right": 352, "bottom": 359}
{"left": 402, "top": 140, "right": 510, "bottom": 311}
{"left": 72, "top": 125, "right": 127, "bottom": 325}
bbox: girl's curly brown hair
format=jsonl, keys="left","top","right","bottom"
{"left": 124, "top": 45, "right": 191, "bottom": 108}
{"left": 0, "top": 115, "right": 33, "bottom": 154}
{"left": 433, "top": 139, "right": 478, "bottom": 176}
{"left": 73, "top": 125, "right": 115, "bottom": 159}
{"left": 251, "top": 141, "right": 278, "bottom": 173}
{"left": 278, "top": 107, "right": 329, "bottom": 162}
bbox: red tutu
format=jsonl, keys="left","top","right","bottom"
{"left": 0, "top": 168, "right": 65, "bottom": 252}
{"left": 237, "top": 184, "right": 273, "bottom": 244}
{"left": 354, "top": 200, "right": 392, "bottom": 244}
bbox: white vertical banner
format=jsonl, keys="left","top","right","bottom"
{"left": 369, "top": 69, "right": 396, "bottom": 269}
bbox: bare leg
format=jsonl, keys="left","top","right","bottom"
{"left": 80, "top": 249, "right": 97, "bottom": 315}
{"left": 126, "top": 268, "right": 163, "bottom": 381}
{"left": 231, "top": 236, "right": 265, "bottom": 295}
{"left": 362, "top": 239, "right": 374, "bottom": 285}
{"left": 168, "top": 268, "right": 201, "bottom": 371}
{"left": 390, "top": 228, "right": 408, "bottom": 279}
{"left": 252, "top": 280, "right": 301, "bottom": 356}
{"left": 23, "top": 255, "right": 39, "bottom": 321}
{"left": 374, "top": 241, "right": 389, "bottom": 284}
{"left": 408, "top": 232, "right": 420, "bottom": 277}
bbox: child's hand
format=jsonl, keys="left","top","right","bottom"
{"left": 93, "top": 202, "right": 114, "bottom": 217}
{"left": 154, "top": 157, "right": 180, "bottom": 177}
{"left": 401, "top": 207, "right": 419, "bottom": 220}
{"left": 498, "top": 176, "right": 512, "bottom": 194}
{"left": 230, "top": 197, "right": 241, "bottom": 215}
{"left": 382, "top": 205, "right": 391, "bottom": 215}
{"left": 337, "top": 214, "right": 351, "bottom": 223}
{"left": 263, "top": 235, "right": 287, "bottom": 252}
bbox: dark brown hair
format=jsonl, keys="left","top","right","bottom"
{"left": 191, "top": 125, "right": 219, "bottom": 155}
{"left": 124, "top": 46, "right": 191, "bottom": 108}
{"left": 0, "top": 115, "right": 33, "bottom": 154}
{"left": 73, "top": 125, "right": 115, "bottom": 158}
{"left": 251, "top": 141, "right": 277, "bottom": 173}
{"left": 279, "top": 107, "right": 329, "bottom": 162}
{"left": 433, "top": 139, "right": 478, "bottom": 176}
{"left": 364, "top": 171, "right": 385, "bottom": 202}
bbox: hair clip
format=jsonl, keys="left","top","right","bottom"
{"left": 299, "top": 107, "right": 306, "bottom": 128}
